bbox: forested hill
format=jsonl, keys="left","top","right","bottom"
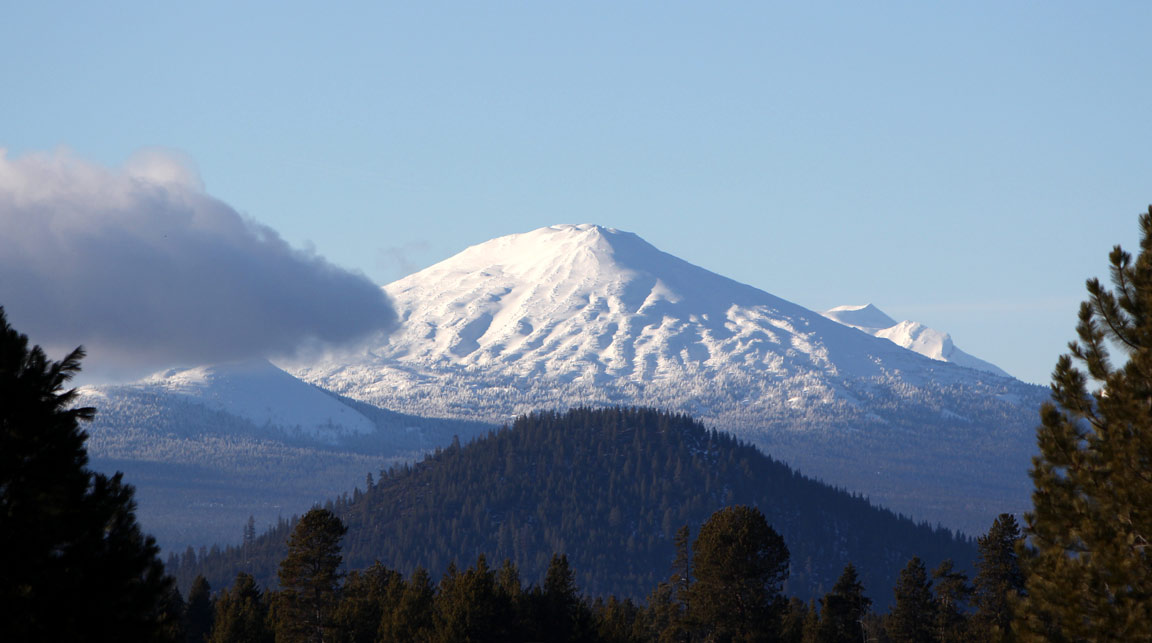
{"left": 179, "top": 407, "right": 974, "bottom": 607}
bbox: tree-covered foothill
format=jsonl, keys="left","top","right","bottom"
{"left": 1016, "top": 207, "right": 1152, "bottom": 641}
{"left": 178, "top": 407, "right": 973, "bottom": 609}
{"left": 0, "top": 306, "right": 177, "bottom": 640}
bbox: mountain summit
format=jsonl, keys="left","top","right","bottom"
{"left": 311, "top": 224, "right": 958, "bottom": 384}
{"left": 294, "top": 224, "right": 1046, "bottom": 534}
{"left": 368, "top": 223, "right": 880, "bottom": 379}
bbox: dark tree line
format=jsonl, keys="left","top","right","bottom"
{"left": 179, "top": 505, "right": 1023, "bottom": 642}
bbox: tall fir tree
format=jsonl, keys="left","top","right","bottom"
{"left": 661, "top": 524, "right": 694, "bottom": 642}
{"left": 931, "top": 560, "right": 971, "bottom": 643}
{"left": 185, "top": 575, "right": 215, "bottom": 643}
{"left": 817, "top": 563, "right": 871, "bottom": 643}
{"left": 209, "top": 573, "right": 272, "bottom": 643}
{"left": 533, "top": 553, "right": 594, "bottom": 642}
{"left": 276, "top": 507, "right": 348, "bottom": 642}
{"left": 434, "top": 554, "right": 507, "bottom": 642}
{"left": 778, "top": 596, "right": 809, "bottom": 643}
{"left": 379, "top": 566, "right": 435, "bottom": 641}
{"left": 688, "top": 505, "right": 790, "bottom": 641}
{"left": 1017, "top": 207, "right": 1152, "bottom": 641}
{"left": 331, "top": 562, "right": 403, "bottom": 643}
{"left": 886, "top": 557, "right": 936, "bottom": 643}
{"left": 594, "top": 595, "right": 648, "bottom": 643}
{"left": 972, "top": 514, "right": 1023, "bottom": 642}
{"left": 0, "top": 307, "right": 176, "bottom": 640}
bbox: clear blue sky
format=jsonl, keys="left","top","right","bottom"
{"left": 3, "top": 2, "right": 1150, "bottom": 385}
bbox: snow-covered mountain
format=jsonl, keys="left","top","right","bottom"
{"left": 822, "top": 304, "right": 1011, "bottom": 377}
{"left": 79, "top": 361, "right": 491, "bottom": 549}
{"left": 134, "top": 359, "right": 376, "bottom": 442}
{"left": 291, "top": 224, "right": 1049, "bottom": 535}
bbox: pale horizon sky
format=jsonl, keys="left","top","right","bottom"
{"left": 3, "top": 2, "right": 1151, "bottom": 385}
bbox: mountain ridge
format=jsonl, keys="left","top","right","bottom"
{"left": 821, "top": 303, "right": 1010, "bottom": 377}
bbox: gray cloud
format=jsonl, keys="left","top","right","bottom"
{"left": 0, "top": 148, "right": 396, "bottom": 376}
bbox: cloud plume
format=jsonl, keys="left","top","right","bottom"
{"left": 0, "top": 148, "right": 396, "bottom": 377}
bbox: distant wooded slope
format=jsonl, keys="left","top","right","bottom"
{"left": 179, "top": 408, "right": 974, "bottom": 608}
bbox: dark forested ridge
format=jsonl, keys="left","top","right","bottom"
{"left": 178, "top": 407, "right": 973, "bottom": 608}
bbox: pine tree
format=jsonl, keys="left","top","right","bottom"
{"left": 495, "top": 556, "right": 526, "bottom": 635}
{"left": 644, "top": 580, "right": 679, "bottom": 642}
{"left": 688, "top": 505, "right": 790, "bottom": 641}
{"left": 161, "top": 585, "right": 188, "bottom": 643}
{"left": 660, "top": 524, "right": 694, "bottom": 642}
{"left": 244, "top": 515, "right": 257, "bottom": 548}
{"left": 185, "top": 575, "right": 215, "bottom": 643}
{"left": 594, "top": 595, "right": 648, "bottom": 643}
{"left": 379, "top": 567, "right": 435, "bottom": 641}
{"left": 533, "top": 553, "right": 593, "bottom": 642}
{"left": 332, "top": 562, "right": 402, "bottom": 643}
{"left": 434, "top": 554, "right": 506, "bottom": 642}
{"left": 972, "top": 514, "right": 1023, "bottom": 641}
{"left": 0, "top": 307, "right": 176, "bottom": 640}
{"left": 779, "top": 596, "right": 809, "bottom": 643}
{"left": 886, "top": 557, "right": 936, "bottom": 643}
{"left": 931, "top": 560, "right": 971, "bottom": 643}
{"left": 1016, "top": 207, "right": 1152, "bottom": 641}
{"left": 209, "top": 573, "right": 272, "bottom": 643}
{"left": 801, "top": 599, "right": 822, "bottom": 643}
{"left": 276, "top": 507, "right": 348, "bottom": 642}
{"left": 817, "top": 563, "right": 872, "bottom": 643}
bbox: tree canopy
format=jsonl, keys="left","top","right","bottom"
{"left": 1018, "top": 207, "right": 1152, "bottom": 640}
{"left": 0, "top": 306, "right": 176, "bottom": 640}
{"left": 688, "top": 505, "right": 790, "bottom": 641}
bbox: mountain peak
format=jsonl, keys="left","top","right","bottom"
{"left": 427, "top": 224, "right": 658, "bottom": 278}
{"left": 548, "top": 222, "right": 618, "bottom": 234}
{"left": 375, "top": 224, "right": 816, "bottom": 372}
{"left": 821, "top": 303, "right": 898, "bottom": 331}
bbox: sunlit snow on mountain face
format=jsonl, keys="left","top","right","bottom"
{"left": 330, "top": 224, "right": 946, "bottom": 383}
{"left": 289, "top": 223, "right": 1048, "bottom": 535}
